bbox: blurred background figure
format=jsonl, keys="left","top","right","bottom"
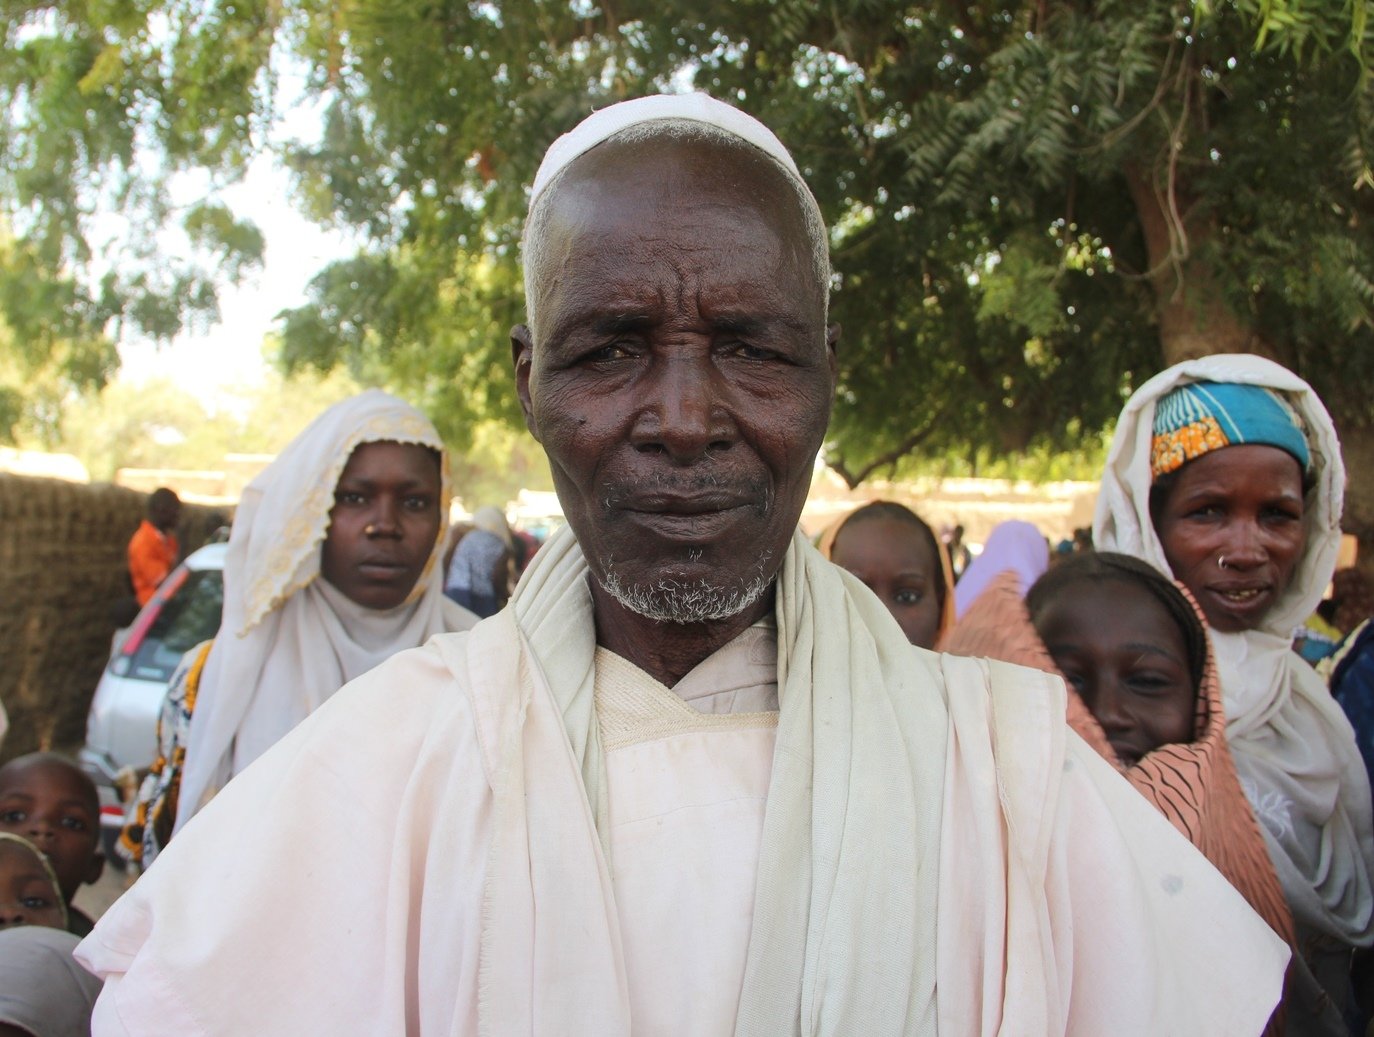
{"left": 127, "top": 487, "right": 181, "bottom": 607}
{"left": 822, "top": 501, "right": 954, "bottom": 650}
{"left": 941, "top": 523, "right": 972, "bottom": 582}
{"left": 444, "top": 505, "right": 515, "bottom": 619}
{"left": 952, "top": 519, "right": 1049, "bottom": 619}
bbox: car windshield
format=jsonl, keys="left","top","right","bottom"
{"left": 123, "top": 569, "right": 224, "bottom": 682}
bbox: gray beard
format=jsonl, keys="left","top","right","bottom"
{"left": 599, "top": 568, "right": 772, "bottom": 624}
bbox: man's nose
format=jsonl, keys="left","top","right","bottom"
{"left": 632, "top": 354, "right": 737, "bottom": 462}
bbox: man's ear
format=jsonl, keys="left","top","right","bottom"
{"left": 825, "top": 323, "right": 841, "bottom": 379}
{"left": 510, "top": 324, "right": 540, "bottom": 441}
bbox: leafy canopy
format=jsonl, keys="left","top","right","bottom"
{"left": 2, "top": 0, "right": 1373, "bottom": 482}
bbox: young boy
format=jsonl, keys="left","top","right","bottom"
{"left": 0, "top": 753, "right": 104, "bottom": 936}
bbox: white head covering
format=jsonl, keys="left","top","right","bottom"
{"left": 530, "top": 93, "right": 810, "bottom": 208}
{"left": 0, "top": 925, "right": 103, "bottom": 1037}
{"left": 176, "top": 390, "right": 476, "bottom": 831}
{"left": 1093, "top": 354, "right": 1374, "bottom": 978}
{"left": 952, "top": 520, "right": 1049, "bottom": 619}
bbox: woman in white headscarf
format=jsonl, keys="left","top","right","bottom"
{"left": 119, "top": 390, "right": 476, "bottom": 866}
{"left": 1095, "top": 353, "right": 1374, "bottom": 1034}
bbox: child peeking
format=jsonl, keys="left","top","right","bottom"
{"left": 0, "top": 832, "right": 105, "bottom": 1034}
{"left": 0, "top": 832, "right": 67, "bottom": 932}
{"left": 946, "top": 549, "right": 1295, "bottom": 1012}
{"left": 1025, "top": 552, "right": 1204, "bottom": 767}
{"left": 0, "top": 753, "right": 104, "bottom": 936}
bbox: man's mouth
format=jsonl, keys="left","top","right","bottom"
{"left": 625, "top": 491, "right": 751, "bottom": 515}
{"left": 619, "top": 492, "right": 758, "bottom": 541}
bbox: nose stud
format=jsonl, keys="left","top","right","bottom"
{"left": 365, "top": 524, "right": 378, "bottom": 536}
{"left": 1218, "top": 555, "right": 1228, "bottom": 570}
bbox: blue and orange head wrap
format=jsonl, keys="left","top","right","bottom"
{"left": 1150, "top": 381, "right": 1311, "bottom": 480}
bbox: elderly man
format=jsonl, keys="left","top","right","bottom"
{"left": 79, "top": 96, "right": 1285, "bottom": 1035}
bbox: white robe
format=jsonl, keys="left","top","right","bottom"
{"left": 78, "top": 532, "right": 1288, "bottom": 1035}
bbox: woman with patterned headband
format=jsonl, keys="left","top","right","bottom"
{"left": 1095, "top": 353, "right": 1374, "bottom": 1035}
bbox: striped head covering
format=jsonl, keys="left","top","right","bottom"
{"left": 1150, "top": 380, "right": 1311, "bottom": 479}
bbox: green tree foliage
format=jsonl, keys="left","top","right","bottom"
{"left": 3, "top": 0, "right": 1372, "bottom": 500}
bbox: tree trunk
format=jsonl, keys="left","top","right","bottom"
{"left": 1334, "top": 422, "right": 1374, "bottom": 583}
{"left": 1123, "top": 163, "right": 1278, "bottom": 366}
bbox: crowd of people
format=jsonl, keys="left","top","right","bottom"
{"left": 0, "top": 92, "right": 1371, "bottom": 1035}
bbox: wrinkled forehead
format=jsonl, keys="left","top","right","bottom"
{"left": 530, "top": 134, "right": 823, "bottom": 321}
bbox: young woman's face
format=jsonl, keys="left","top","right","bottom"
{"left": 1033, "top": 579, "right": 1196, "bottom": 767}
{"left": 320, "top": 442, "right": 443, "bottom": 610}
{"left": 830, "top": 516, "right": 943, "bottom": 649}
{"left": 0, "top": 840, "right": 66, "bottom": 931}
{"left": 1153, "top": 444, "right": 1306, "bottom": 633}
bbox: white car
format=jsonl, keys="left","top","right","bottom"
{"left": 79, "top": 541, "right": 227, "bottom": 861}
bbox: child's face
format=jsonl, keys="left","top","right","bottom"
{"left": 0, "top": 757, "right": 103, "bottom": 900}
{"left": 1033, "top": 579, "right": 1196, "bottom": 767}
{"left": 831, "top": 516, "right": 943, "bottom": 649}
{"left": 0, "top": 838, "right": 67, "bottom": 931}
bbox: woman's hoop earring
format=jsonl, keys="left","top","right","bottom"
{"left": 1218, "top": 555, "right": 1228, "bottom": 570}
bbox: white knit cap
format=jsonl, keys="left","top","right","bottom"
{"left": 529, "top": 93, "right": 807, "bottom": 208}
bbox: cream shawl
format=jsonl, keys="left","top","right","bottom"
{"left": 81, "top": 525, "right": 1286, "bottom": 1035}
{"left": 1094, "top": 353, "right": 1374, "bottom": 1026}
{"left": 175, "top": 390, "right": 475, "bottom": 831}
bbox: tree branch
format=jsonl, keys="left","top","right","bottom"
{"left": 828, "top": 404, "right": 949, "bottom": 489}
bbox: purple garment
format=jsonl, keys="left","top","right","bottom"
{"left": 953, "top": 521, "right": 1049, "bottom": 619}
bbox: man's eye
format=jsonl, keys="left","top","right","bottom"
{"left": 894, "top": 589, "right": 924, "bottom": 605}
{"left": 20, "top": 896, "right": 52, "bottom": 910}
{"left": 0, "top": 810, "right": 23, "bottom": 824}
{"left": 731, "top": 343, "right": 778, "bottom": 361}
{"left": 60, "top": 816, "right": 89, "bottom": 832}
{"left": 335, "top": 492, "right": 366, "bottom": 506}
{"left": 583, "top": 343, "right": 636, "bottom": 363}
{"left": 404, "top": 496, "right": 434, "bottom": 512}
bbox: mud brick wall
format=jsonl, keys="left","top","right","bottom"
{"left": 0, "top": 475, "right": 214, "bottom": 762}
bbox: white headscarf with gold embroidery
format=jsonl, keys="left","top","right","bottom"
{"left": 1094, "top": 354, "right": 1374, "bottom": 1023}
{"left": 175, "top": 390, "right": 475, "bottom": 831}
